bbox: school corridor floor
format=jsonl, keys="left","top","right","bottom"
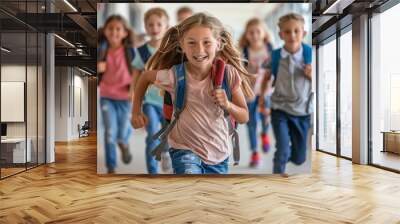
{"left": 97, "top": 124, "right": 311, "bottom": 174}
{"left": 0, "top": 135, "right": 400, "bottom": 223}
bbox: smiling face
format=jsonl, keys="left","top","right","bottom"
{"left": 180, "top": 25, "right": 220, "bottom": 70}
{"left": 279, "top": 19, "right": 306, "bottom": 52}
{"left": 104, "top": 19, "right": 128, "bottom": 47}
{"left": 246, "top": 24, "right": 265, "bottom": 47}
{"left": 145, "top": 14, "right": 169, "bottom": 41}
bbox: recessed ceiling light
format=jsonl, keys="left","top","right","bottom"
{"left": 1, "top": 47, "right": 11, "bottom": 53}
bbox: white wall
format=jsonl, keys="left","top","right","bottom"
{"left": 54, "top": 67, "right": 89, "bottom": 141}
{"left": 72, "top": 72, "right": 89, "bottom": 138}
{"left": 55, "top": 66, "right": 69, "bottom": 141}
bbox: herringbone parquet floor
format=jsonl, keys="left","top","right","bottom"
{"left": 0, "top": 135, "right": 399, "bottom": 224}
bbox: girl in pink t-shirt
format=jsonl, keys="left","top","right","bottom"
{"left": 132, "top": 13, "right": 254, "bottom": 174}
{"left": 239, "top": 18, "right": 274, "bottom": 168}
{"left": 97, "top": 15, "right": 135, "bottom": 173}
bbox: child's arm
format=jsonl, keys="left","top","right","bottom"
{"left": 131, "top": 70, "right": 157, "bottom": 129}
{"left": 213, "top": 88, "right": 249, "bottom": 124}
{"left": 97, "top": 62, "right": 106, "bottom": 73}
{"left": 258, "top": 69, "right": 272, "bottom": 108}
{"left": 132, "top": 69, "right": 142, "bottom": 90}
{"left": 304, "top": 64, "right": 312, "bottom": 80}
{"left": 129, "top": 69, "right": 142, "bottom": 103}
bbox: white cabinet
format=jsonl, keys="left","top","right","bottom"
{"left": 1, "top": 138, "right": 32, "bottom": 163}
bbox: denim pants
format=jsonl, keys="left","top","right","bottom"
{"left": 143, "top": 103, "right": 163, "bottom": 174}
{"left": 246, "top": 95, "right": 271, "bottom": 152}
{"left": 169, "top": 149, "right": 229, "bottom": 174}
{"left": 271, "top": 109, "right": 310, "bottom": 174}
{"left": 100, "top": 97, "right": 132, "bottom": 170}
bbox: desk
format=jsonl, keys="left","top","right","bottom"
{"left": 1, "top": 138, "right": 31, "bottom": 163}
{"left": 382, "top": 131, "right": 400, "bottom": 154}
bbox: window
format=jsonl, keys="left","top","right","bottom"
{"left": 340, "top": 29, "right": 352, "bottom": 158}
{"left": 317, "top": 37, "right": 337, "bottom": 154}
{"left": 371, "top": 3, "right": 400, "bottom": 171}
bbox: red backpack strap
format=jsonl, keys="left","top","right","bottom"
{"left": 163, "top": 92, "right": 173, "bottom": 123}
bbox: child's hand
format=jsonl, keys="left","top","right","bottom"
{"left": 97, "top": 62, "right": 107, "bottom": 73}
{"left": 213, "top": 89, "right": 231, "bottom": 111}
{"left": 258, "top": 97, "right": 265, "bottom": 108}
{"left": 304, "top": 64, "right": 312, "bottom": 77}
{"left": 131, "top": 113, "right": 148, "bottom": 129}
{"left": 259, "top": 107, "right": 271, "bottom": 116}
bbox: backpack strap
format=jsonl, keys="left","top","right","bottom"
{"left": 270, "top": 48, "right": 281, "bottom": 79}
{"left": 242, "top": 47, "right": 249, "bottom": 67}
{"left": 124, "top": 47, "right": 135, "bottom": 73}
{"left": 221, "top": 68, "right": 240, "bottom": 165}
{"left": 97, "top": 41, "right": 109, "bottom": 85}
{"left": 302, "top": 43, "right": 312, "bottom": 65}
{"left": 163, "top": 92, "right": 173, "bottom": 123}
{"left": 137, "top": 44, "right": 152, "bottom": 65}
{"left": 222, "top": 69, "right": 231, "bottom": 101}
{"left": 97, "top": 41, "right": 108, "bottom": 62}
{"left": 267, "top": 43, "right": 273, "bottom": 53}
{"left": 151, "top": 62, "right": 187, "bottom": 161}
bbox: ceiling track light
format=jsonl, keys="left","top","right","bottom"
{"left": 63, "top": 0, "right": 78, "bottom": 12}
{"left": 1, "top": 47, "right": 11, "bottom": 53}
{"left": 54, "top": 34, "right": 75, "bottom": 48}
{"left": 322, "top": 0, "right": 355, "bottom": 15}
{"left": 78, "top": 67, "right": 93, "bottom": 76}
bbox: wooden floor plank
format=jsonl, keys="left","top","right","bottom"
{"left": 0, "top": 135, "right": 399, "bottom": 223}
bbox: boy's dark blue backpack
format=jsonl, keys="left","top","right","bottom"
{"left": 151, "top": 59, "right": 241, "bottom": 165}
{"left": 97, "top": 41, "right": 136, "bottom": 85}
{"left": 137, "top": 44, "right": 152, "bottom": 65}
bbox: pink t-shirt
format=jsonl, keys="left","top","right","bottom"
{"left": 154, "top": 64, "right": 242, "bottom": 165}
{"left": 245, "top": 46, "right": 271, "bottom": 99}
{"left": 100, "top": 47, "right": 132, "bottom": 100}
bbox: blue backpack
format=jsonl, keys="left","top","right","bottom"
{"left": 270, "top": 43, "right": 312, "bottom": 80}
{"left": 137, "top": 43, "right": 152, "bottom": 65}
{"left": 151, "top": 61, "right": 241, "bottom": 165}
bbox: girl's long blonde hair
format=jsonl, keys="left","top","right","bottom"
{"left": 146, "top": 13, "right": 254, "bottom": 99}
{"left": 97, "top": 15, "right": 135, "bottom": 48}
{"left": 239, "top": 18, "right": 272, "bottom": 49}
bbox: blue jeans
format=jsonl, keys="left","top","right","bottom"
{"left": 271, "top": 109, "right": 310, "bottom": 174}
{"left": 246, "top": 95, "right": 270, "bottom": 152}
{"left": 169, "top": 149, "right": 229, "bottom": 174}
{"left": 143, "top": 103, "right": 163, "bottom": 174}
{"left": 100, "top": 97, "right": 132, "bottom": 171}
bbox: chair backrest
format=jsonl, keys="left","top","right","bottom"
{"left": 82, "top": 121, "right": 90, "bottom": 129}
